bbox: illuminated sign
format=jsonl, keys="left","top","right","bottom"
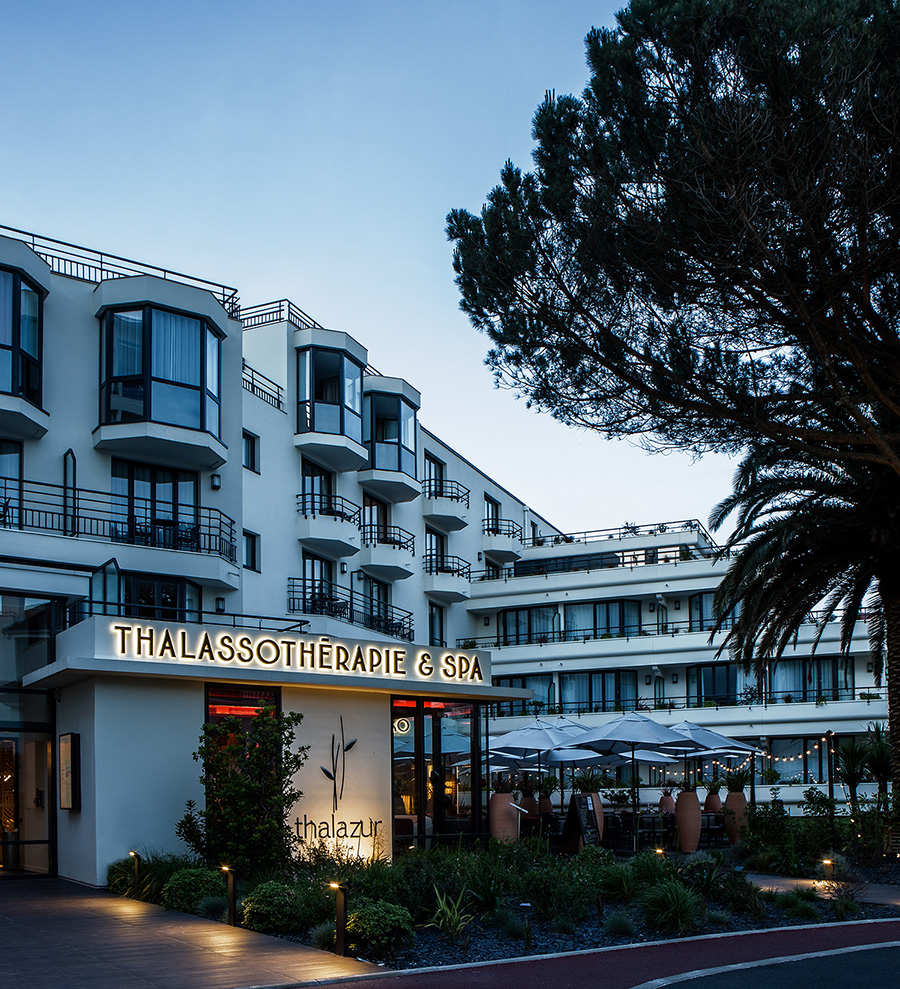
{"left": 109, "top": 623, "right": 484, "bottom": 685}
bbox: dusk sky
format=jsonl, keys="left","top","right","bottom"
{"left": 2, "top": 1, "right": 736, "bottom": 535}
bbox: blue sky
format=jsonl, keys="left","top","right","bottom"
{"left": 2, "top": 0, "right": 735, "bottom": 534}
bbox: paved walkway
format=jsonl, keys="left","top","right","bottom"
{"left": 2, "top": 874, "right": 899, "bottom": 989}
{"left": 0, "top": 878, "right": 379, "bottom": 989}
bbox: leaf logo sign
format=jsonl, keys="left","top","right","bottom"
{"left": 321, "top": 716, "right": 357, "bottom": 813}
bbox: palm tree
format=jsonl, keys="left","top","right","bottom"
{"left": 709, "top": 442, "right": 900, "bottom": 803}
{"left": 835, "top": 737, "right": 869, "bottom": 818}
{"left": 866, "top": 722, "right": 892, "bottom": 814}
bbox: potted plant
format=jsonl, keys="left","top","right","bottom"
{"left": 537, "top": 774, "right": 559, "bottom": 815}
{"left": 489, "top": 773, "right": 519, "bottom": 842}
{"left": 723, "top": 767, "right": 750, "bottom": 843}
{"left": 518, "top": 773, "right": 539, "bottom": 816}
{"left": 675, "top": 780, "right": 702, "bottom": 853}
{"left": 702, "top": 776, "right": 723, "bottom": 814}
{"left": 658, "top": 780, "right": 676, "bottom": 815}
{"left": 573, "top": 768, "right": 607, "bottom": 840}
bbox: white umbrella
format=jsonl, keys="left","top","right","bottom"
{"left": 571, "top": 712, "right": 703, "bottom": 846}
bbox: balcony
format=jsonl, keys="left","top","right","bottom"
{"left": 242, "top": 360, "right": 285, "bottom": 412}
{"left": 0, "top": 475, "right": 237, "bottom": 562}
{"left": 421, "top": 479, "right": 469, "bottom": 531}
{"left": 422, "top": 554, "right": 471, "bottom": 603}
{"left": 294, "top": 402, "right": 368, "bottom": 472}
{"left": 357, "top": 468, "right": 420, "bottom": 504}
{"left": 92, "top": 421, "right": 228, "bottom": 471}
{"left": 295, "top": 494, "right": 361, "bottom": 559}
{"left": 482, "top": 519, "right": 523, "bottom": 564}
{"left": 358, "top": 524, "right": 415, "bottom": 581}
{"left": 287, "top": 577, "right": 414, "bottom": 641}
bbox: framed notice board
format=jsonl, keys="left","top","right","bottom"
{"left": 59, "top": 733, "right": 81, "bottom": 811}
{"left": 560, "top": 793, "right": 600, "bottom": 853}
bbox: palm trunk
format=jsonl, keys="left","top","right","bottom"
{"left": 878, "top": 578, "right": 900, "bottom": 812}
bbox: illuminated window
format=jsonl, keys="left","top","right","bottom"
{"left": 205, "top": 684, "right": 279, "bottom": 729}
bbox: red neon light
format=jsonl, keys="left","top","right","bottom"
{"left": 393, "top": 700, "right": 417, "bottom": 708}
{"left": 424, "top": 701, "right": 445, "bottom": 709}
{"left": 208, "top": 705, "right": 262, "bottom": 717}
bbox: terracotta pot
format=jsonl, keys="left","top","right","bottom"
{"left": 658, "top": 793, "right": 676, "bottom": 815}
{"left": 724, "top": 791, "right": 747, "bottom": 844}
{"left": 521, "top": 795, "right": 539, "bottom": 817}
{"left": 703, "top": 791, "right": 723, "bottom": 814}
{"left": 539, "top": 796, "right": 554, "bottom": 816}
{"left": 675, "top": 790, "right": 702, "bottom": 853}
{"left": 489, "top": 793, "right": 519, "bottom": 841}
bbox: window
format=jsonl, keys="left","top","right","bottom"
{"left": 559, "top": 670, "right": 638, "bottom": 713}
{"left": 206, "top": 684, "right": 279, "bottom": 729}
{"left": 424, "top": 453, "right": 444, "bottom": 483}
{"left": 563, "top": 600, "right": 641, "bottom": 640}
{"left": 100, "top": 306, "right": 222, "bottom": 434}
{"left": 483, "top": 495, "right": 500, "bottom": 533}
{"left": 242, "top": 431, "right": 259, "bottom": 472}
{"left": 429, "top": 603, "right": 445, "bottom": 647}
{"left": 500, "top": 605, "right": 559, "bottom": 644}
{"left": 492, "top": 675, "right": 554, "bottom": 716}
{"left": 300, "top": 458, "right": 334, "bottom": 513}
{"left": 243, "top": 531, "right": 260, "bottom": 571}
{"left": 363, "top": 493, "right": 390, "bottom": 540}
{"left": 364, "top": 392, "right": 417, "bottom": 476}
{"left": 0, "top": 439, "right": 21, "bottom": 526}
{"left": 690, "top": 592, "right": 738, "bottom": 631}
{"left": 360, "top": 574, "right": 390, "bottom": 622}
{"left": 121, "top": 573, "right": 200, "bottom": 621}
{"left": 111, "top": 459, "right": 199, "bottom": 550}
{"left": 0, "top": 267, "right": 42, "bottom": 407}
{"left": 297, "top": 347, "right": 363, "bottom": 441}
{"left": 687, "top": 663, "right": 755, "bottom": 707}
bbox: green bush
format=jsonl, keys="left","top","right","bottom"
{"left": 346, "top": 899, "right": 414, "bottom": 961}
{"left": 107, "top": 852, "right": 201, "bottom": 903}
{"left": 310, "top": 920, "right": 336, "bottom": 951}
{"left": 197, "top": 895, "right": 228, "bottom": 921}
{"left": 604, "top": 909, "right": 636, "bottom": 937}
{"left": 629, "top": 849, "right": 671, "bottom": 890}
{"left": 162, "top": 868, "right": 227, "bottom": 914}
{"left": 707, "top": 909, "right": 731, "bottom": 926}
{"left": 513, "top": 860, "right": 597, "bottom": 923}
{"left": 640, "top": 879, "right": 703, "bottom": 934}
{"left": 713, "top": 870, "right": 766, "bottom": 920}
{"left": 596, "top": 861, "right": 637, "bottom": 904}
{"left": 242, "top": 881, "right": 307, "bottom": 934}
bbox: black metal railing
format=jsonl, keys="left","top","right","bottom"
{"left": 0, "top": 476, "right": 237, "bottom": 562}
{"left": 422, "top": 479, "right": 470, "bottom": 507}
{"left": 483, "top": 518, "right": 523, "bottom": 540}
{"left": 525, "top": 519, "right": 718, "bottom": 550}
{"left": 471, "top": 544, "right": 718, "bottom": 581}
{"left": 457, "top": 617, "right": 739, "bottom": 648}
{"left": 423, "top": 554, "right": 471, "bottom": 579}
{"left": 361, "top": 524, "right": 415, "bottom": 553}
{"left": 240, "top": 299, "right": 324, "bottom": 330}
{"left": 296, "top": 493, "right": 361, "bottom": 525}
{"left": 242, "top": 360, "right": 285, "bottom": 411}
{"left": 0, "top": 223, "right": 240, "bottom": 316}
{"left": 286, "top": 578, "right": 413, "bottom": 640}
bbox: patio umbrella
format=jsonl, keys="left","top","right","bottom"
{"left": 668, "top": 721, "right": 762, "bottom": 788}
{"left": 571, "top": 712, "right": 702, "bottom": 846}
{"left": 490, "top": 719, "right": 587, "bottom": 783}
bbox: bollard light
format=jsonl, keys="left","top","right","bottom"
{"left": 822, "top": 858, "right": 834, "bottom": 881}
{"left": 222, "top": 866, "right": 237, "bottom": 926}
{"left": 329, "top": 883, "right": 348, "bottom": 956}
{"left": 129, "top": 850, "right": 141, "bottom": 894}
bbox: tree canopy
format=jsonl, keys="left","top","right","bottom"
{"left": 447, "top": 0, "right": 900, "bottom": 472}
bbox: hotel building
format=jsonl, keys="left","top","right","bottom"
{"left": 0, "top": 224, "right": 885, "bottom": 885}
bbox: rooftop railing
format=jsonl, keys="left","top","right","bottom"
{"left": 0, "top": 223, "right": 240, "bottom": 316}
{"left": 242, "top": 360, "right": 285, "bottom": 411}
{"left": 526, "top": 519, "right": 718, "bottom": 550}
{"left": 286, "top": 577, "right": 414, "bottom": 641}
{"left": 0, "top": 476, "right": 237, "bottom": 563}
{"left": 240, "top": 299, "right": 324, "bottom": 330}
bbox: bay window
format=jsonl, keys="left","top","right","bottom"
{"left": 0, "top": 267, "right": 42, "bottom": 407}
{"left": 297, "top": 347, "right": 363, "bottom": 441}
{"left": 100, "top": 306, "right": 222, "bottom": 435}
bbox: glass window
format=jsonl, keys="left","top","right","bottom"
{"left": 0, "top": 267, "right": 42, "bottom": 407}
{"left": 206, "top": 684, "right": 279, "bottom": 730}
{"left": 243, "top": 531, "right": 259, "bottom": 571}
{"left": 242, "top": 431, "right": 259, "bottom": 472}
{"left": 101, "top": 306, "right": 221, "bottom": 435}
{"left": 118, "top": 573, "right": 200, "bottom": 622}
{"left": 111, "top": 459, "right": 198, "bottom": 550}
{"left": 428, "top": 603, "right": 445, "bottom": 647}
{"left": 364, "top": 392, "right": 417, "bottom": 476}
{"left": 297, "top": 348, "right": 364, "bottom": 441}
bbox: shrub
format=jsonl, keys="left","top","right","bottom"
{"left": 346, "top": 900, "right": 414, "bottom": 961}
{"left": 604, "top": 910, "right": 636, "bottom": 937}
{"left": 310, "top": 921, "right": 336, "bottom": 951}
{"left": 513, "top": 861, "right": 596, "bottom": 923}
{"left": 640, "top": 879, "right": 703, "bottom": 934}
{"left": 107, "top": 852, "right": 201, "bottom": 904}
{"left": 242, "top": 881, "right": 307, "bottom": 934}
{"left": 197, "top": 895, "right": 228, "bottom": 921}
{"left": 707, "top": 909, "right": 731, "bottom": 926}
{"left": 596, "top": 862, "right": 637, "bottom": 904}
{"left": 425, "top": 886, "right": 474, "bottom": 944}
{"left": 678, "top": 852, "right": 724, "bottom": 902}
{"left": 782, "top": 898, "right": 821, "bottom": 921}
{"left": 629, "top": 849, "right": 671, "bottom": 890}
{"left": 713, "top": 870, "right": 766, "bottom": 920}
{"left": 162, "top": 868, "right": 226, "bottom": 914}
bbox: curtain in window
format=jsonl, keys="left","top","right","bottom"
{"left": 565, "top": 603, "right": 592, "bottom": 640}
{"left": 0, "top": 272, "right": 12, "bottom": 346}
{"left": 770, "top": 659, "right": 803, "bottom": 700}
{"left": 530, "top": 606, "right": 557, "bottom": 640}
{"left": 619, "top": 671, "right": 638, "bottom": 710}
{"left": 152, "top": 310, "right": 200, "bottom": 384}
{"left": 623, "top": 600, "right": 641, "bottom": 634}
{"left": 524, "top": 675, "right": 553, "bottom": 707}
{"left": 560, "top": 673, "right": 589, "bottom": 709}
{"left": 112, "top": 311, "right": 143, "bottom": 376}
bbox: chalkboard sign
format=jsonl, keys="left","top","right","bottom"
{"left": 561, "top": 793, "right": 600, "bottom": 853}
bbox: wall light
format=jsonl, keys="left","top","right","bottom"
{"left": 215, "top": 597, "right": 226, "bottom": 613}
{"left": 340, "top": 562, "right": 348, "bottom": 574}
{"left": 648, "top": 602, "right": 655, "bottom": 612}
{"left": 671, "top": 673, "right": 679, "bottom": 684}
{"left": 484, "top": 616, "right": 490, "bottom": 626}
{"left": 645, "top": 675, "right": 652, "bottom": 685}
{"left": 866, "top": 662, "right": 874, "bottom": 673}
{"left": 674, "top": 600, "right": 680, "bottom": 611}
{"left": 210, "top": 473, "right": 222, "bottom": 490}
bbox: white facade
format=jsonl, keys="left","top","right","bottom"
{"left": 0, "top": 224, "right": 885, "bottom": 885}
